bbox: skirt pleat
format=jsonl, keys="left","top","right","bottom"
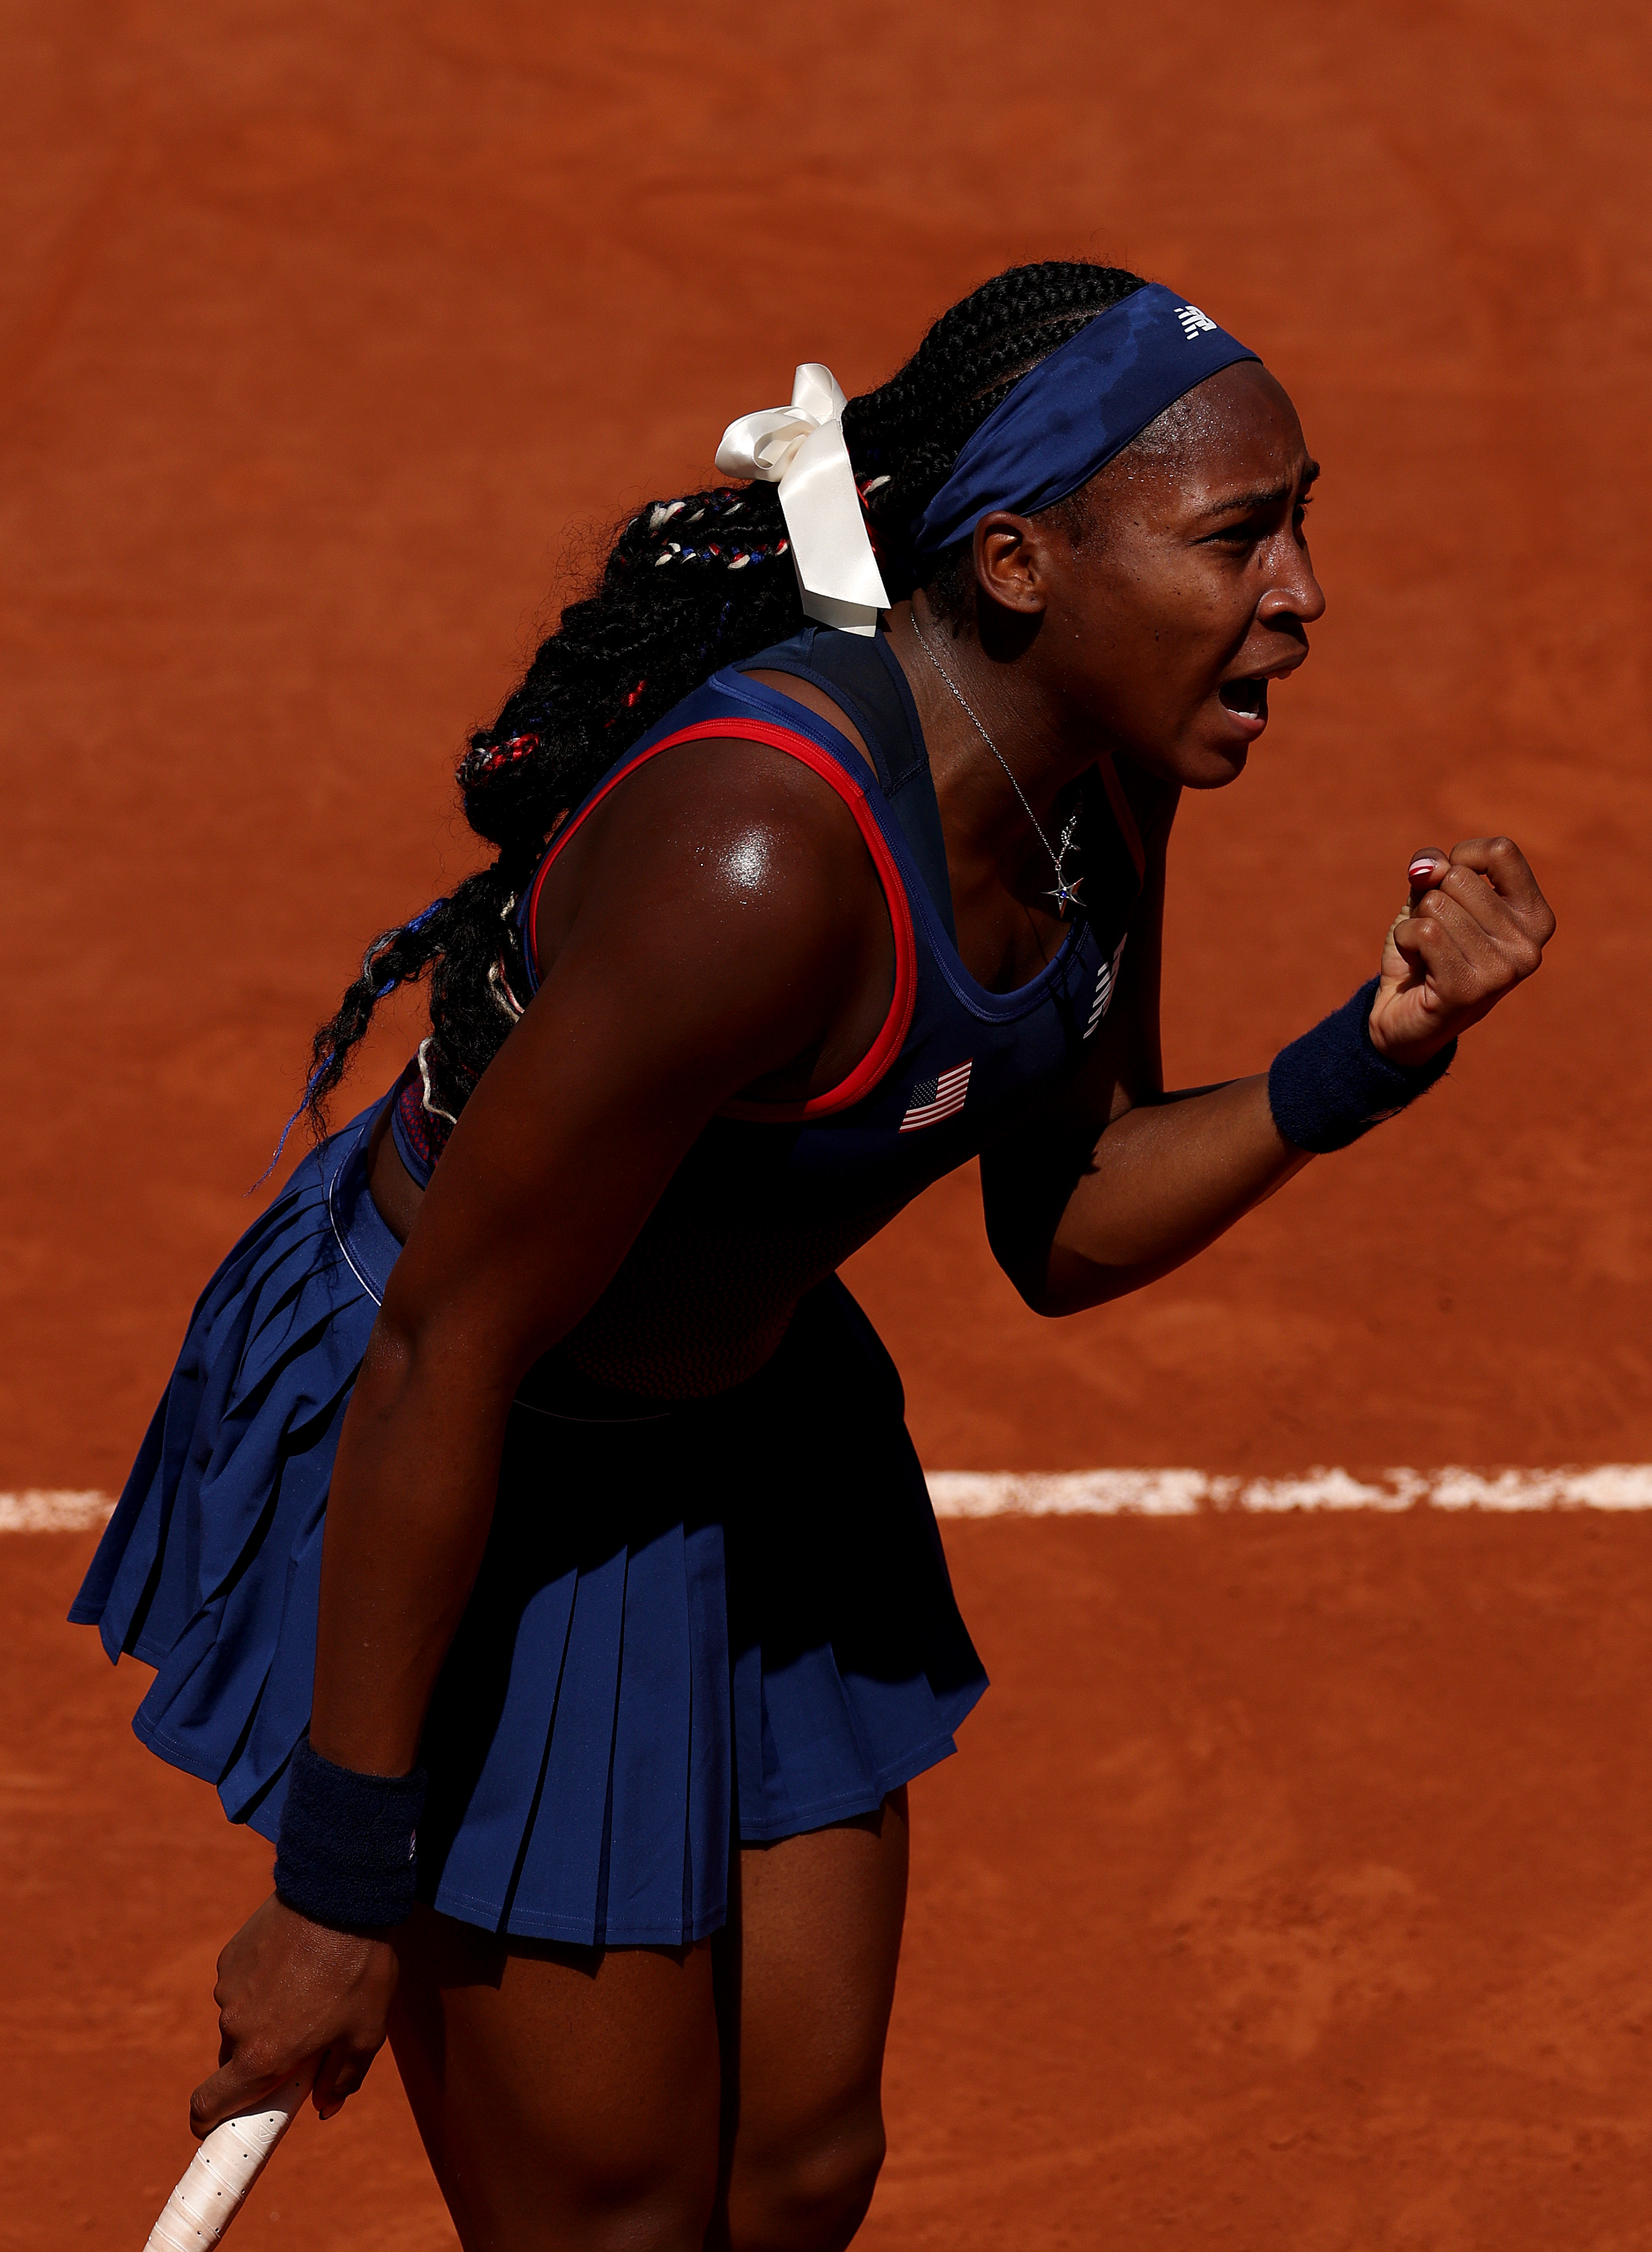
{"left": 72, "top": 1127, "right": 384, "bottom": 1825}
{"left": 73, "top": 1087, "right": 988, "bottom": 1948}
{"left": 602, "top": 1525, "right": 701, "bottom": 1940}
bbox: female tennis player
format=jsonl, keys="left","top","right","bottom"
{"left": 75, "top": 260, "right": 1553, "bottom": 2250}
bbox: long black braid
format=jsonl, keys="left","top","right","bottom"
{"left": 301, "top": 259, "right": 1147, "bottom": 1136}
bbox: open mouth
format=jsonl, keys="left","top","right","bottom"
{"left": 1218, "top": 677, "right": 1269, "bottom": 721}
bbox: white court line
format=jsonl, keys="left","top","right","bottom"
{"left": 0, "top": 1490, "right": 117, "bottom": 1532}
{"left": 924, "top": 1467, "right": 1652, "bottom": 1516}
{"left": 8, "top": 1469, "right": 1652, "bottom": 1534}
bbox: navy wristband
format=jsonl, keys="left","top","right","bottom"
{"left": 1268, "top": 976, "right": 1456, "bottom": 1154}
{"left": 272, "top": 1737, "right": 426, "bottom": 1931}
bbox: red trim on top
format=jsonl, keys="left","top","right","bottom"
{"left": 523, "top": 719, "right": 918, "bottom": 1123}
{"left": 1095, "top": 753, "right": 1147, "bottom": 883}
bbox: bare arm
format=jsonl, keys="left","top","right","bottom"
{"left": 192, "top": 739, "right": 891, "bottom": 2130}
{"left": 984, "top": 820, "right": 1554, "bottom": 1317}
{"left": 314, "top": 741, "right": 891, "bottom": 1770}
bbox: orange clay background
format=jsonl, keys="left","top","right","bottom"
{"left": 4, "top": 2, "right": 1650, "bottom": 2246}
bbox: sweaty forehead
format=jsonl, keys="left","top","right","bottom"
{"left": 1114, "top": 362, "right": 1308, "bottom": 493}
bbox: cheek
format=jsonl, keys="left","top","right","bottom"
{"left": 1063, "top": 567, "right": 1231, "bottom": 690}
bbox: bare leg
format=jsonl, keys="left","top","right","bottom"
{"left": 387, "top": 1790, "right": 908, "bottom": 2252}
{"left": 712, "top": 1789, "right": 909, "bottom": 2252}
{"left": 389, "top": 1910, "right": 722, "bottom": 2251}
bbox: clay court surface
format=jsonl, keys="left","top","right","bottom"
{"left": 5, "top": 2, "right": 1650, "bottom": 2245}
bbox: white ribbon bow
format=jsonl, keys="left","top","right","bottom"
{"left": 715, "top": 364, "right": 890, "bottom": 636}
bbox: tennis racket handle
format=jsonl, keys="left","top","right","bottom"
{"left": 143, "top": 2065, "right": 314, "bottom": 2251}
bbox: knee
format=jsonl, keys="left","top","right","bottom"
{"left": 430, "top": 2096, "right": 718, "bottom": 2252}
{"left": 726, "top": 2105, "right": 886, "bottom": 2252}
{"left": 560, "top": 2142, "right": 721, "bottom": 2252}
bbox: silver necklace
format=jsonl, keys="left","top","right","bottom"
{"left": 908, "top": 610, "right": 1084, "bottom": 917}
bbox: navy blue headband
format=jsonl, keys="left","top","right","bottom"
{"left": 909, "top": 283, "right": 1260, "bottom": 557}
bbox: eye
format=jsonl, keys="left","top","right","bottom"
{"left": 1198, "top": 487, "right": 1315, "bottom": 551}
{"left": 1202, "top": 515, "right": 1267, "bottom": 549}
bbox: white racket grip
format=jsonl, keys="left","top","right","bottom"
{"left": 143, "top": 2064, "right": 314, "bottom": 2251}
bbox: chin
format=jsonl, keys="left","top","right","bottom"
{"left": 1177, "top": 740, "right": 1250, "bottom": 790}
{"left": 1114, "top": 727, "right": 1252, "bottom": 791}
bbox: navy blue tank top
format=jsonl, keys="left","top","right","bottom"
{"left": 392, "top": 627, "right": 1144, "bottom": 1398}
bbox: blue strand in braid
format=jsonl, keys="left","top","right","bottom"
{"left": 253, "top": 897, "right": 450, "bottom": 1189}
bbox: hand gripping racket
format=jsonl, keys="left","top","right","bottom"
{"left": 144, "top": 2062, "right": 316, "bottom": 2250}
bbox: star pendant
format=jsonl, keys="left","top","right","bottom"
{"left": 1046, "top": 876, "right": 1085, "bottom": 916}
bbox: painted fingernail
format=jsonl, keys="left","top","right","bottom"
{"left": 1408, "top": 858, "right": 1437, "bottom": 880}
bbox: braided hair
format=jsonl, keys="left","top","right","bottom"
{"left": 302, "top": 258, "right": 1147, "bottom": 1136}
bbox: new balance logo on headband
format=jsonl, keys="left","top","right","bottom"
{"left": 906, "top": 283, "right": 1260, "bottom": 557}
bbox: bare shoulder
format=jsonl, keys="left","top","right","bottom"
{"left": 539, "top": 735, "right": 885, "bottom": 957}
{"left": 522, "top": 732, "right": 896, "bottom": 1091}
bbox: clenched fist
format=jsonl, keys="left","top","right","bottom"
{"left": 1368, "top": 836, "right": 1554, "bottom": 1068}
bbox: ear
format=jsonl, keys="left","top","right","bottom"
{"left": 971, "top": 511, "right": 1051, "bottom": 618}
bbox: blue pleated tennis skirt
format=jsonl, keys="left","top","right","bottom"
{"left": 72, "top": 1094, "right": 987, "bottom": 1947}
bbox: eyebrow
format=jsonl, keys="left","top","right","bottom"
{"left": 1196, "top": 459, "right": 1321, "bottom": 521}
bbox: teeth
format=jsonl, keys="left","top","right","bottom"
{"left": 1220, "top": 679, "right": 1264, "bottom": 716}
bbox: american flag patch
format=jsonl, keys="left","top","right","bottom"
{"left": 900, "top": 1059, "right": 972, "bottom": 1132}
{"left": 1084, "top": 936, "right": 1129, "bottom": 1039}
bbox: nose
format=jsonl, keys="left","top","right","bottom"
{"left": 1257, "top": 537, "right": 1326, "bottom": 627}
